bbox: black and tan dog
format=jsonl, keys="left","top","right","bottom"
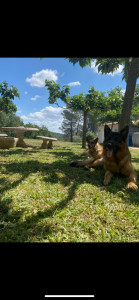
{"left": 103, "top": 125, "right": 138, "bottom": 190}
{"left": 70, "top": 137, "right": 104, "bottom": 169}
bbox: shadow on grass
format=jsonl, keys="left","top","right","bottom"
{"left": 0, "top": 153, "right": 138, "bottom": 241}
{"left": 0, "top": 157, "right": 83, "bottom": 241}
{"left": 0, "top": 148, "right": 39, "bottom": 156}
{"left": 0, "top": 157, "right": 139, "bottom": 206}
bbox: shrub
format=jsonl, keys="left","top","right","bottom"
{"left": 73, "top": 135, "right": 82, "bottom": 142}
{"left": 86, "top": 131, "right": 96, "bottom": 141}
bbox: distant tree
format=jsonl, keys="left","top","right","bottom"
{"left": 0, "top": 80, "right": 20, "bottom": 114}
{"left": 87, "top": 111, "right": 98, "bottom": 134}
{"left": 6, "top": 113, "right": 24, "bottom": 127}
{"left": 0, "top": 111, "right": 24, "bottom": 136}
{"left": 24, "top": 123, "right": 40, "bottom": 138}
{"left": 60, "top": 109, "right": 82, "bottom": 142}
{"left": 74, "top": 111, "right": 83, "bottom": 137}
{"left": 0, "top": 111, "right": 24, "bottom": 127}
{"left": 50, "top": 131, "right": 65, "bottom": 141}
{"left": 24, "top": 123, "right": 51, "bottom": 139}
{"left": 40, "top": 125, "right": 51, "bottom": 137}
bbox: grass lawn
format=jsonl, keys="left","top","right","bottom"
{"left": 0, "top": 139, "right": 138, "bottom": 242}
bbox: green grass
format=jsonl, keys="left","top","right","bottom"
{"left": 0, "top": 139, "right": 138, "bottom": 242}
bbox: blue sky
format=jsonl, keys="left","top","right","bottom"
{"left": 0, "top": 57, "right": 138, "bottom": 133}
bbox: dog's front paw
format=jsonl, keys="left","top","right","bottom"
{"left": 104, "top": 178, "right": 109, "bottom": 186}
{"left": 127, "top": 182, "right": 138, "bottom": 190}
{"left": 104, "top": 171, "right": 113, "bottom": 186}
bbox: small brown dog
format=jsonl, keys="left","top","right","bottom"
{"left": 103, "top": 125, "right": 138, "bottom": 190}
{"left": 70, "top": 137, "right": 103, "bottom": 169}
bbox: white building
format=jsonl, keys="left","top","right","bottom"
{"left": 98, "top": 122, "right": 119, "bottom": 144}
{"left": 97, "top": 122, "right": 139, "bottom": 146}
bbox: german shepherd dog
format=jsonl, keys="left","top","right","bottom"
{"left": 103, "top": 125, "right": 138, "bottom": 190}
{"left": 70, "top": 137, "right": 104, "bottom": 169}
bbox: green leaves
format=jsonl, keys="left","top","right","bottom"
{"left": 95, "top": 58, "right": 122, "bottom": 75}
{"left": 45, "top": 80, "right": 70, "bottom": 105}
{"left": 65, "top": 57, "right": 94, "bottom": 68}
{"left": 45, "top": 78, "right": 123, "bottom": 124}
{"left": 0, "top": 80, "right": 20, "bottom": 114}
{"left": 93, "top": 86, "right": 124, "bottom": 124}
{"left": 45, "top": 80, "right": 60, "bottom": 104}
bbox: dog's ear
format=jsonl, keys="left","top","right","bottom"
{"left": 104, "top": 125, "right": 111, "bottom": 137}
{"left": 120, "top": 125, "right": 129, "bottom": 140}
{"left": 93, "top": 137, "right": 98, "bottom": 144}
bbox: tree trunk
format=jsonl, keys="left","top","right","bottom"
{"left": 119, "top": 58, "right": 139, "bottom": 130}
{"left": 76, "top": 121, "right": 79, "bottom": 136}
{"left": 70, "top": 119, "right": 73, "bottom": 142}
{"left": 82, "top": 110, "right": 88, "bottom": 148}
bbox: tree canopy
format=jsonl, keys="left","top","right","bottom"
{"left": 92, "top": 86, "right": 124, "bottom": 124}
{"left": 45, "top": 80, "right": 70, "bottom": 107}
{"left": 41, "top": 57, "right": 139, "bottom": 129}
{"left": 45, "top": 79, "right": 105, "bottom": 147}
{"left": 0, "top": 80, "right": 20, "bottom": 114}
{"left": 66, "top": 57, "right": 139, "bottom": 130}
{"left": 66, "top": 57, "right": 139, "bottom": 82}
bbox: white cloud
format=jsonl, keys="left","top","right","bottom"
{"left": 24, "top": 91, "right": 28, "bottom": 95}
{"left": 31, "top": 95, "right": 41, "bottom": 101}
{"left": 20, "top": 115, "right": 29, "bottom": 120}
{"left": 68, "top": 81, "right": 81, "bottom": 86}
{"left": 20, "top": 106, "right": 64, "bottom": 133}
{"left": 91, "top": 60, "right": 123, "bottom": 76}
{"left": 26, "top": 69, "right": 58, "bottom": 87}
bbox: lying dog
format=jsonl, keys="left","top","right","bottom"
{"left": 103, "top": 125, "right": 138, "bottom": 190}
{"left": 70, "top": 137, "right": 103, "bottom": 169}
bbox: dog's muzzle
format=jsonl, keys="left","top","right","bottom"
{"left": 106, "top": 143, "right": 113, "bottom": 158}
